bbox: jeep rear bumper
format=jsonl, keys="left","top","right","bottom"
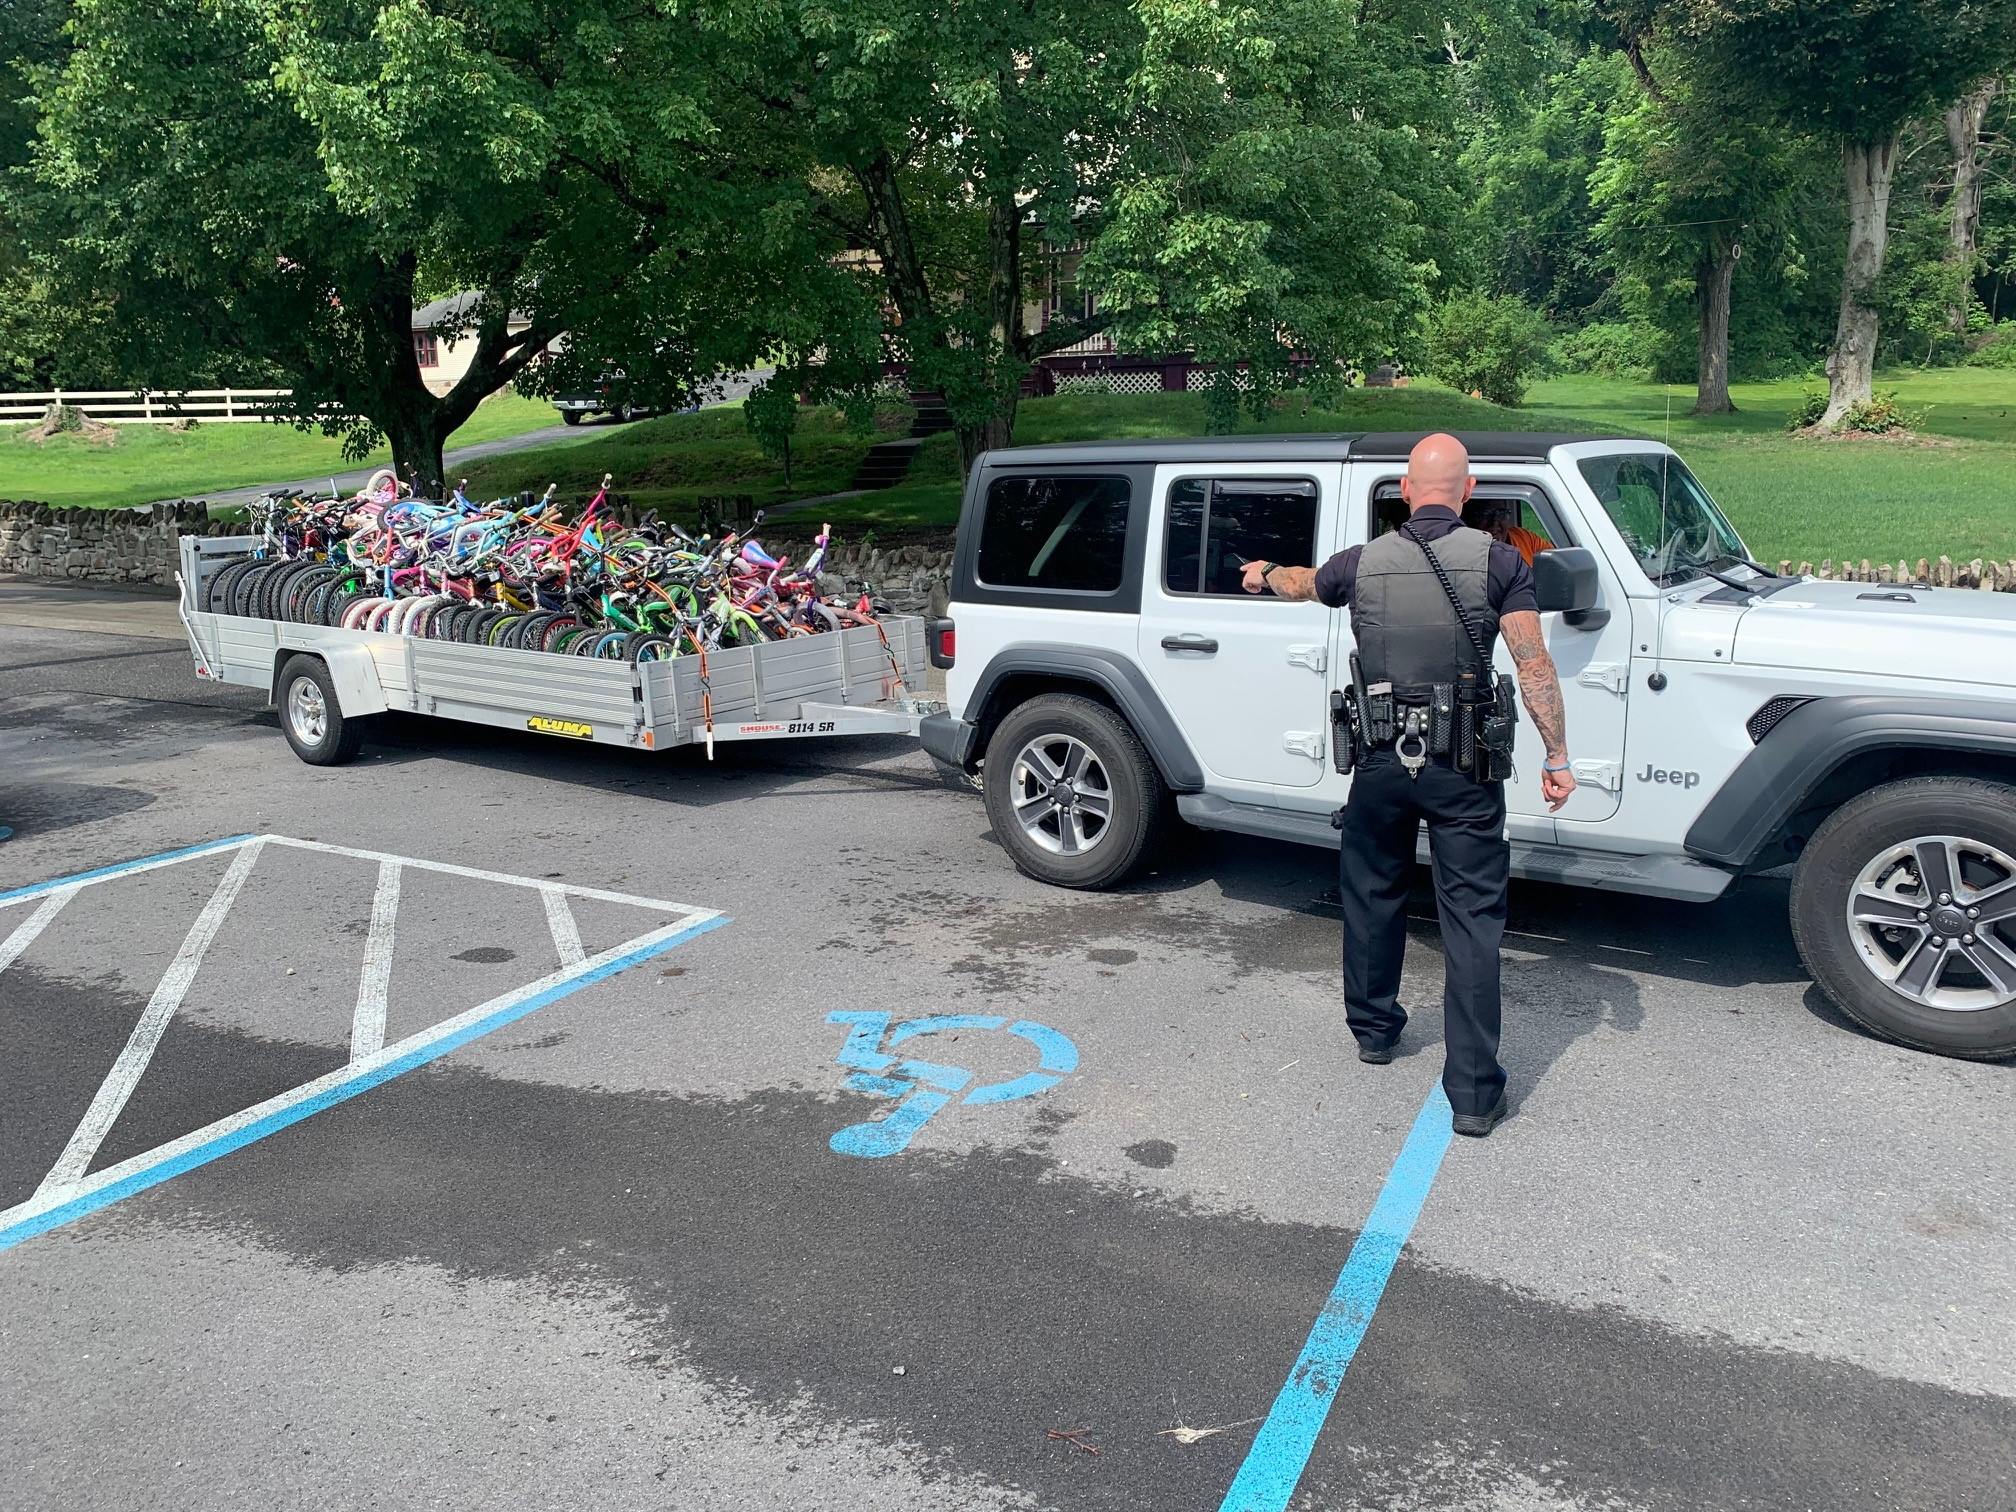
{"left": 920, "top": 711, "right": 978, "bottom": 770}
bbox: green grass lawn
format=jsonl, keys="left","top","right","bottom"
{"left": 0, "top": 391, "right": 562, "bottom": 509}
{"left": 813, "top": 367, "right": 2016, "bottom": 566}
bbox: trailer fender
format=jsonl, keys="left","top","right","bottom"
{"left": 271, "top": 646, "right": 390, "bottom": 718}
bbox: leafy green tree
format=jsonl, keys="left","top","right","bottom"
{"left": 1425, "top": 290, "right": 1551, "bottom": 405}
{"left": 1588, "top": 48, "right": 1819, "bottom": 412}
{"left": 17, "top": 0, "right": 799, "bottom": 486}
{"left": 1677, "top": 0, "right": 2016, "bottom": 424}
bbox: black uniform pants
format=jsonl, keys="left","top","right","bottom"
{"left": 1337, "top": 750, "right": 1509, "bottom": 1115}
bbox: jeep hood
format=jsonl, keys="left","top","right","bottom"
{"left": 1730, "top": 579, "right": 2016, "bottom": 687}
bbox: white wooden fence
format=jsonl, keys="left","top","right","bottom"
{"left": 0, "top": 388, "right": 293, "bottom": 424}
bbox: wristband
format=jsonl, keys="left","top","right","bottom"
{"left": 1542, "top": 759, "right": 1571, "bottom": 773}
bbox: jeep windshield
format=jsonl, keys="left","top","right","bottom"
{"left": 1576, "top": 453, "right": 1752, "bottom": 588}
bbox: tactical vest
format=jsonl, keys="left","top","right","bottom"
{"left": 1350, "top": 525, "right": 1499, "bottom": 698}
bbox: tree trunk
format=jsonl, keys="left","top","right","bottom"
{"left": 383, "top": 405, "right": 453, "bottom": 498}
{"left": 956, "top": 190, "right": 1028, "bottom": 469}
{"left": 1692, "top": 239, "right": 1739, "bottom": 416}
{"left": 1944, "top": 80, "right": 1998, "bottom": 333}
{"left": 1822, "top": 137, "right": 1895, "bottom": 428}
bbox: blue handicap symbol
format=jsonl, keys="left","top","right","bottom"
{"left": 824, "top": 1011, "right": 1079, "bottom": 1158}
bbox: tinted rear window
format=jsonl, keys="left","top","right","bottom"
{"left": 977, "top": 474, "right": 1132, "bottom": 593}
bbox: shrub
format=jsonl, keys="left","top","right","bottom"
{"left": 1965, "top": 323, "right": 2016, "bottom": 369}
{"left": 1784, "top": 391, "right": 1828, "bottom": 431}
{"left": 1425, "top": 292, "right": 1552, "bottom": 407}
{"left": 1551, "top": 321, "right": 1661, "bottom": 380}
{"left": 1837, "top": 391, "right": 1920, "bottom": 434}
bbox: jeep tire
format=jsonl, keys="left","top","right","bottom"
{"left": 982, "top": 693, "right": 1166, "bottom": 889}
{"left": 1791, "top": 775, "right": 2016, "bottom": 1058}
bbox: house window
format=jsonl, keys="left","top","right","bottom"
{"left": 413, "top": 332, "right": 440, "bottom": 368}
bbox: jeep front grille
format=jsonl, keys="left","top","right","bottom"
{"left": 1746, "top": 695, "right": 1815, "bottom": 744}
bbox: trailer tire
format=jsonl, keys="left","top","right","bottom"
{"left": 276, "top": 655, "right": 369, "bottom": 766}
{"left": 982, "top": 693, "right": 1166, "bottom": 890}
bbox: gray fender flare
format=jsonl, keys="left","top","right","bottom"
{"left": 1685, "top": 694, "right": 2016, "bottom": 867}
{"left": 965, "top": 643, "right": 1206, "bottom": 793}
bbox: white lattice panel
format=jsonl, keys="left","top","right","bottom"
{"left": 1185, "top": 368, "right": 1253, "bottom": 392}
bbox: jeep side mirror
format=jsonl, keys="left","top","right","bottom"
{"left": 1532, "top": 547, "right": 1607, "bottom": 629}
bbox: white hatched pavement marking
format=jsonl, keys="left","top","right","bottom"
{"left": 35, "top": 838, "right": 268, "bottom": 1197}
{"left": 0, "top": 886, "right": 79, "bottom": 975}
{"left": 541, "top": 886, "right": 586, "bottom": 969}
{"left": 260, "top": 835, "right": 703, "bottom": 916}
{"left": 349, "top": 860, "right": 402, "bottom": 1062}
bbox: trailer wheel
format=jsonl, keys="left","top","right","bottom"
{"left": 1791, "top": 775, "right": 2016, "bottom": 1058}
{"left": 982, "top": 693, "right": 1166, "bottom": 889}
{"left": 276, "top": 655, "right": 368, "bottom": 766}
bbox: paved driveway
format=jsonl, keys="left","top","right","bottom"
{"left": 1, "top": 621, "right": 2010, "bottom": 1512}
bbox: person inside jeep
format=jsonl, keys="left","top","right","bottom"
{"left": 1463, "top": 499, "right": 1553, "bottom": 566}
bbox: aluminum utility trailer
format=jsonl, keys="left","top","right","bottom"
{"left": 178, "top": 535, "right": 940, "bottom": 765}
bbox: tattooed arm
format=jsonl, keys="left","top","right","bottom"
{"left": 1239, "top": 560, "right": 1322, "bottom": 600}
{"left": 1500, "top": 610, "right": 1576, "bottom": 811}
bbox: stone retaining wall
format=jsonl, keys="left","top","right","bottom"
{"left": 0, "top": 500, "right": 240, "bottom": 585}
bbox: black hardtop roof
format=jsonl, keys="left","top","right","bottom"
{"left": 982, "top": 430, "right": 1625, "bottom": 468}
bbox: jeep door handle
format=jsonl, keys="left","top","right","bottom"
{"left": 1160, "top": 634, "right": 1219, "bottom": 654}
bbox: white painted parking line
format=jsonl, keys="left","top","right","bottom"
{"left": 0, "top": 886, "right": 78, "bottom": 974}
{"left": 349, "top": 860, "right": 402, "bottom": 1063}
{"left": 0, "top": 833, "right": 730, "bottom": 1253}
{"left": 542, "top": 887, "right": 586, "bottom": 969}
{"left": 258, "top": 835, "right": 709, "bottom": 916}
{"left": 36, "top": 839, "right": 268, "bottom": 1198}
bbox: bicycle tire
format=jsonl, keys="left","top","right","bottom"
{"left": 263, "top": 560, "right": 318, "bottom": 621}
{"left": 624, "top": 632, "right": 679, "bottom": 664}
{"left": 539, "top": 616, "right": 581, "bottom": 653}
{"left": 459, "top": 608, "right": 504, "bottom": 645}
{"left": 548, "top": 626, "right": 588, "bottom": 656}
{"left": 486, "top": 613, "right": 526, "bottom": 648}
{"left": 324, "top": 590, "right": 370, "bottom": 628}
{"left": 283, "top": 567, "right": 337, "bottom": 623}
{"left": 207, "top": 558, "right": 259, "bottom": 616}
{"left": 512, "top": 612, "right": 559, "bottom": 651}
{"left": 233, "top": 562, "right": 280, "bottom": 619}
{"left": 429, "top": 603, "right": 471, "bottom": 641}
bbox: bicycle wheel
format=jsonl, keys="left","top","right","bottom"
{"left": 624, "top": 632, "right": 680, "bottom": 664}
{"left": 571, "top": 630, "right": 605, "bottom": 657}
{"left": 282, "top": 567, "right": 336, "bottom": 623}
{"left": 539, "top": 616, "right": 581, "bottom": 653}
{"left": 232, "top": 562, "right": 280, "bottom": 619}
{"left": 207, "top": 559, "right": 259, "bottom": 616}
{"left": 486, "top": 613, "right": 526, "bottom": 647}
{"left": 512, "top": 612, "right": 559, "bottom": 651}
{"left": 262, "top": 561, "right": 317, "bottom": 621}
{"left": 428, "top": 602, "right": 470, "bottom": 641}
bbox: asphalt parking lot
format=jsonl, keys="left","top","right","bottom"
{"left": 2, "top": 615, "right": 2013, "bottom": 1512}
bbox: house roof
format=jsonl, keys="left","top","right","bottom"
{"left": 412, "top": 291, "right": 533, "bottom": 332}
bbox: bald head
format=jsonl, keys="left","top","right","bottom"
{"left": 1399, "top": 432, "right": 1474, "bottom": 513}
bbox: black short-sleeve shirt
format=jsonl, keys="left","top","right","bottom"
{"left": 1311, "top": 505, "right": 1537, "bottom": 616}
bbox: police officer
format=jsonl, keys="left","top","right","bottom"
{"left": 1241, "top": 434, "right": 1575, "bottom": 1136}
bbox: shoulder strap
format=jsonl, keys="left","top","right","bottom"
{"left": 1398, "top": 522, "right": 1493, "bottom": 669}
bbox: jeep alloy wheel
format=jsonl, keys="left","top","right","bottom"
{"left": 1845, "top": 836, "right": 2016, "bottom": 1012}
{"left": 1791, "top": 776, "right": 2016, "bottom": 1058}
{"left": 1008, "top": 734, "right": 1113, "bottom": 857}
{"left": 981, "top": 693, "right": 1166, "bottom": 889}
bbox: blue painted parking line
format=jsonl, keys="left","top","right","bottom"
{"left": 0, "top": 911, "right": 728, "bottom": 1254}
{"left": 1218, "top": 1084, "right": 1456, "bottom": 1512}
{"left": 0, "top": 833, "right": 258, "bottom": 908}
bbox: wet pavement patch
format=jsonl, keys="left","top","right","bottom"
{"left": 1123, "top": 1139, "right": 1178, "bottom": 1170}
{"left": 79, "top": 1017, "right": 2016, "bottom": 1512}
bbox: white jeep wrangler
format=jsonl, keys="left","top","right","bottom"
{"left": 920, "top": 431, "right": 2016, "bottom": 1059}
